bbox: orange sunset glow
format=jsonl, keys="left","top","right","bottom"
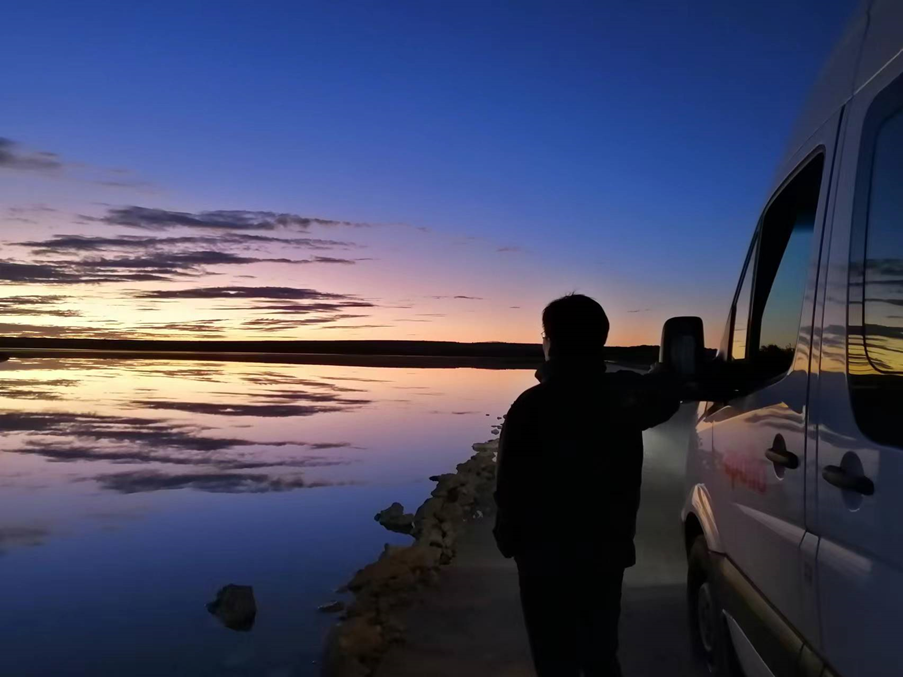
{"left": 0, "top": 198, "right": 678, "bottom": 346}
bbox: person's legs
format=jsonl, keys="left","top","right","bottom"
{"left": 578, "top": 566, "right": 625, "bottom": 677}
{"left": 516, "top": 556, "right": 580, "bottom": 677}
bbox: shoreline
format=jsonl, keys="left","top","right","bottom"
{"left": 320, "top": 437, "right": 501, "bottom": 677}
{"left": 0, "top": 349, "right": 540, "bottom": 370}
{"left": 0, "top": 349, "right": 659, "bottom": 373}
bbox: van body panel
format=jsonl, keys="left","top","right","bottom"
{"left": 854, "top": 0, "right": 903, "bottom": 92}
{"left": 705, "top": 108, "right": 841, "bottom": 644}
{"left": 713, "top": 553, "right": 802, "bottom": 677}
{"left": 682, "top": 482, "right": 723, "bottom": 554}
{"left": 726, "top": 613, "right": 778, "bottom": 677}
{"left": 780, "top": 2, "right": 867, "bottom": 180}
{"left": 797, "top": 532, "right": 821, "bottom": 652}
{"left": 816, "top": 538, "right": 902, "bottom": 677}
{"left": 813, "top": 51, "right": 903, "bottom": 677}
{"left": 707, "top": 378, "right": 809, "bottom": 638}
{"left": 684, "top": 401, "right": 719, "bottom": 548}
{"left": 803, "top": 102, "right": 849, "bottom": 541}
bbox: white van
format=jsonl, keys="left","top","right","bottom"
{"left": 659, "top": 2, "right": 903, "bottom": 676}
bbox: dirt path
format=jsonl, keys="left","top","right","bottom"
{"left": 375, "top": 405, "right": 706, "bottom": 677}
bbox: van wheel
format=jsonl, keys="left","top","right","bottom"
{"left": 687, "top": 536, "right": 736, "bottom": 675}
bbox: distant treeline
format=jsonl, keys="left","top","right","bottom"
{"left": 0, "top": 337, "right": 663, "bottom": 364}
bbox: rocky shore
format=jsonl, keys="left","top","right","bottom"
{"left": 321, "top": 437, "right": 500, "bottom": 677}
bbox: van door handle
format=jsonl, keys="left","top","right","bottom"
{"left": 765, "top": 435, "right": 798, "bottom": 469}
{"left": 765, "top": 447, "right": 799, "bottom": 469}
{"left": 822, "top": 465, "right": 875, "bottom": 496}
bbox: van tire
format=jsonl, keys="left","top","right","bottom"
{"left": 687, "top": 536, "right": 737, "bottom": 675}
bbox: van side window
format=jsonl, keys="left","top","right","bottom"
{"left": 860, "top": 110, "right": 903, "bottom": 372}
{"left": 751, "top": 155, "right": 822, "bottom": 379}
{"left": 849, "top": 79, "right": 903, "bottom": 448}
{"left": 731, "top": 237, "right": 756, "bottom": 361}
{"left": 731, "top": 155, "right": 823, "bottom": 383}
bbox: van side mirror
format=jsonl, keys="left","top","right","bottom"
{"left": 660, "top": 316, "right": 705, "bottom": 377}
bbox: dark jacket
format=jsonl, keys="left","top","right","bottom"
{"left": 493, "top": 358, "right": 680, "bottom": 567}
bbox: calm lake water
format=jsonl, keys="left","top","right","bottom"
{"left": 0, "top": 358, "right": 534, "bottom": 677}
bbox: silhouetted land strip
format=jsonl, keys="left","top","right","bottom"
{"left": 0, "top": 338, "right": 661, "bottom": 369}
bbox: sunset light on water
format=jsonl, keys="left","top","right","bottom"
{"left": 0, "top": 358, "right": 533, "bottom": 675}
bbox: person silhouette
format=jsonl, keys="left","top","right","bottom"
{"left": 493, "top": 293, "right": 680, "bottom": 677}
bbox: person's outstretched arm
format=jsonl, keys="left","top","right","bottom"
{"left": 616, "top": 369, "right": 682, "bottom": 431}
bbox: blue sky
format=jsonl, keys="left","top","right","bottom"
{"left": 0, "top": 1, "right": 855, "bottom": 344}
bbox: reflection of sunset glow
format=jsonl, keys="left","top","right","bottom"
{"left": 0, "top": 358, "right": 533, "bottom": 674}
{"left": 0, "top": 359, "right": 533, "bottom": 490}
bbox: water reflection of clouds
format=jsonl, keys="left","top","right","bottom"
{"left": 6, "top": 440, "right": 347, "bottom": 471}
{"left": 93, "top": 470, "right": 336, "bottom": 494}
{"left": 115, "top": 364, "right": 229, "bottom": 382}
{"left": 0, "top": 358, "right": 108, "bottom": 372}
{"left": 0, "top": 410, "right": 288, "bottom": 451}
{"left": 320, "top": 375, "right": 390, "bottom": 383}
{"left": 0, "top": 526, "right": 49, "bottom": 555}
{"left": 0, "top": 367, "right": 363, "bottom": 494}
{"left": 0, "top": 378, "right": 79, "bottom": 400}
{"left": 132, "top": 399, "right": 363, "bottom": 418}
{"left": 132, "top": 376, "right": 373, "bottom": 417}
{"left": 0, "top": 360, "right": 530, "bottom": 502}
{"left": 0, "top": 355, "right": 534, "bottom": 618}
{"left": 0, "top": 409, "right": 357, "bottom": 471}
{"left": 238, "top": 372, "right": 370, "bottom": 393}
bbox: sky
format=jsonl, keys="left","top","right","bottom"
{"left": 0, "top": 0, "right": 856, "bottom": 346}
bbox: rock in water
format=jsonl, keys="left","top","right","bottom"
{"left": 318, "top": 600, "right": 346, "bottom": 614}
{"left": 374, "top": 502, "right": 414, "bottom": 535}
{"left": 207, "top": 584, "right": 257, "bottom": 631}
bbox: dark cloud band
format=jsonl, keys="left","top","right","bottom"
{"left": 0, "top": 138, "right": 63, "bottom": 171}
{"left": 99, "top": 206, "right": 370, "bottom": 232}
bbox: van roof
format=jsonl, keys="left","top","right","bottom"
{"left": 778, "top": 0, "right": 903, "bottom": 186}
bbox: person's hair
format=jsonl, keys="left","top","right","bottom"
{"left": 542, "top": 293, "right": 609, "bottom": 358}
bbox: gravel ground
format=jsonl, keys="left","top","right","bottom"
{"left": 375, "top": 404, "right": 707, "bottom": 677}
